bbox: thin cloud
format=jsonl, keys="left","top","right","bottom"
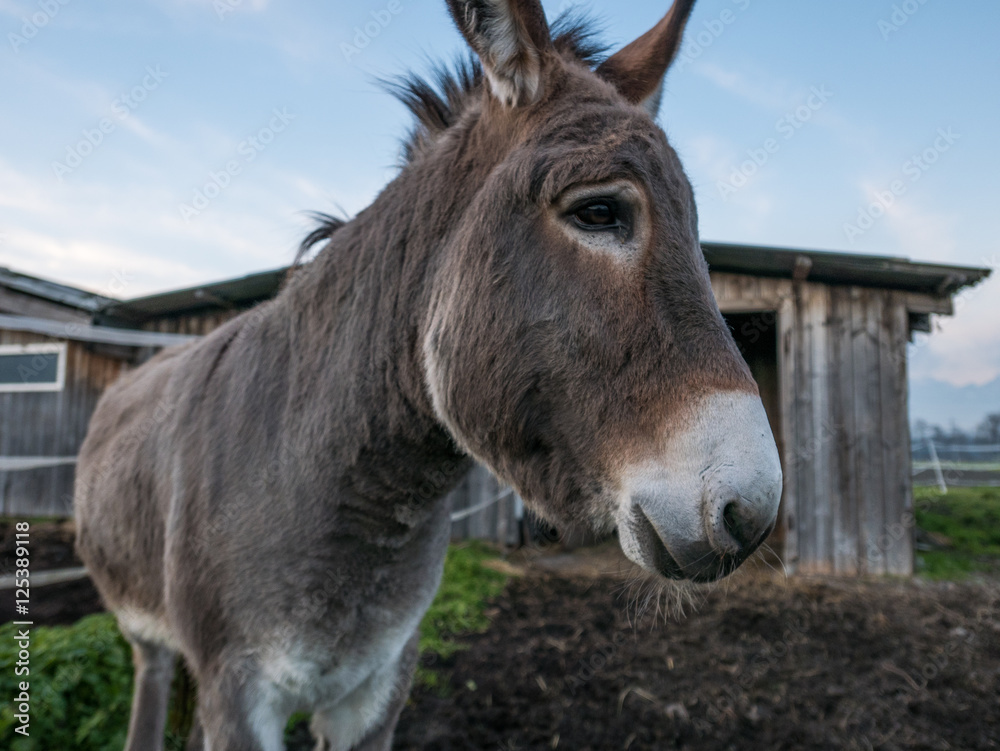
{"left": 694, "top": 61, "right": 802, "bottom": 112}
{"left": 0, "top": 227, "right": 202, "bottom": 298}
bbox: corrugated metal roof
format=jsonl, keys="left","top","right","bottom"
{"left": 98, "top": 267, "right": 287, "bottom": 323}
{"left": 0, "top": 266, "right": 116, "bottom": 313}
{"left": 701, "top": 242, "right": 991, "bottom": 296}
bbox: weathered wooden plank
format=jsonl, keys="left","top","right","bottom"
{"left": 790, "top": 283, "right": 816, "bottom": 572}
{"left": 777, "top": 295, "right": 798, "bottom": 572}
{"left": 902, "top": 292, "right": 953, "bottom": 315}
{"left": 885, "top": 294, "right": 914, "bottom": 575}
{"left": 830, "top": 287, "right": 858, "bottom": 575}
{"left": 711, "top": 272, "right": 789, "bottom": 313}
{"left": 807, "top": 285, "right": 832, "bottom": 571}
{"left": 878, "top": 292, "right": 900, "bottom": 575}
{"left": 848, "top": 289, "right": 876, "bottom": 575}
{"left": 861, "top": 292, "right": 886, "bottom": 574}
{"left": 710, "top": 273, "right": 732, "bottom": 305}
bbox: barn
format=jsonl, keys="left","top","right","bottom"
{"left": 0, "top": 267, "right": 196, "bottom": 516}
{"left": 0, "top": 244, "right": 990, "bottom": 575}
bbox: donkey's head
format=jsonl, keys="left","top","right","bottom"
{"left": 420, "top": 0, "right": 781, "bottom": 582}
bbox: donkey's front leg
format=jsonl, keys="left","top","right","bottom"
{"left": 353, "top": 629, "right": 421, "bottom": 751}
{"left": 311, "top": 629, "right": 420, "bottom": 751}
{"left": 196, "top": 661, "right": 287, "bottom": 751}
{"left": 123, "top": 638, "right": 176, "bottom": 751}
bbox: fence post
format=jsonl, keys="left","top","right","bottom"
{"left": 925, "top": 435, "right": 948, "bottom": 495}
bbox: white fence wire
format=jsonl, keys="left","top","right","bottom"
{"left": 911, "top": 438, "right": 1000, "bottom": 491}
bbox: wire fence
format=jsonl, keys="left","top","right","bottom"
{"left": 911, "top": 438, "right": 1000, "bottom": 491}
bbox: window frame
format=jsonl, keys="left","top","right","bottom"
{"left": 0, "top": 342, "right": 68, "bottom": 393}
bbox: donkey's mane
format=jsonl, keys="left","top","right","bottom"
{"left": 298, "top": 14, "right": 606, "bottom": 259}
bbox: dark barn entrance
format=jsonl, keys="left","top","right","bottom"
{"left": 724, "top": 311, "right": 784, "bottom": 548}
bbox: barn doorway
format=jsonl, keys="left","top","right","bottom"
{"left": 723, "top": 311, "right": 784, "bottom": 549}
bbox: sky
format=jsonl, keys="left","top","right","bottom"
{"left": 0, "top": 0, "right": 998, "bottom": 392}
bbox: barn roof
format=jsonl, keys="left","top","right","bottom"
{"left": 96, "top": 267, "right": 287, "bottom": 324}
{"left": 702, "top": 243, "right": 991, "bottom": 296}
{"left": 99, "top": 244, "right": 991, "bottom": 322}
{"left": 0, "top": 266, "right": 115, "bottom": 317}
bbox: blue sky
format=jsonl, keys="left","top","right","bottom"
{"left": 1, "top": 0, "right": 998, "bottom": 391}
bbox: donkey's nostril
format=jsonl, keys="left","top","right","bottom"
{"left": 722, "top": 500, "right": 752, "bottom": 551}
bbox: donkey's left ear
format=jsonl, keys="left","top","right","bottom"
{"left": 446, "top": 0, "right": 552, "bottom": 107}
{"left": 596, "top": 0, "right": 697, "bottom": 118}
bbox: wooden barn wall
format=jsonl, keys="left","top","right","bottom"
{"left": 710, "top": 273, "right": 914, "bottom": 576}
{"left": 0, "top": 330, "right": 127, "bottom": 516}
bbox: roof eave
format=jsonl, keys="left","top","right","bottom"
{"left": 702, "top": 242, "right": 992, "bottom": 296}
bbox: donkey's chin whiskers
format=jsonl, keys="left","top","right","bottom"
{"left": 615, "top": 567, "right": 703, "bottom": 629}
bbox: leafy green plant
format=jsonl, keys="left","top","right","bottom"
{"left": 0, "top": 614, "right": 132, "bottom": 751}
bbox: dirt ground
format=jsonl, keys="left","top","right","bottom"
{"left": 0, "top": 518, "right": 83, "bottom": 574}
{"left": 395, "top": 556, "right": 1000, "bottom": 751}
{"left": 3, "top": 527, "right": 999, "bottom": 750}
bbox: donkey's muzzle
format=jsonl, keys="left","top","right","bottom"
{"left": 616, "top": 391, "right": 782, "bottom": 582}
{"left": 623, "top": 499, "right": 774, "bottom": 582}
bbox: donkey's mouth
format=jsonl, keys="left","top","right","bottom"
{"left": 621, "top": 506, "right": 753, "bottom": 583}
{"left": 626, "top": 506, "right": 686, "bottom": 580}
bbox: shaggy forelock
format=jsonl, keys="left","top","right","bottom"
{"left": 384, "top": 13, "right": 609, "bottom": 164}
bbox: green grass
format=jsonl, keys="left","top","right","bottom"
{"left": 912, "top": 461, "right": 1000, "bottom": 472}
{"left": 914, "top": 486, "right": 1000, "bottom": 579}
{"left": 416, "top": 542, "right": 509, "bottom": 688}
{"left": 0, "top": 543, "right": 508, "bottom": 750}
{"left": 419, "top": 542, "right": 508, "bottom": 657}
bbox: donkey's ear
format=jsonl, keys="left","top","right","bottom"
{"left": 596, "top": 0, "right": 696, "bottom": 117}
{"left": 446, "top": 0, "right": 552, "bottom": 107}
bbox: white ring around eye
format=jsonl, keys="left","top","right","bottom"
{"left": 552, "top": 180, "right": 649, "bottom": 264}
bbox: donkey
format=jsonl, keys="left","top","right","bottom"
{"left": 75, "top": 1, "right": 782, "bottom": 748}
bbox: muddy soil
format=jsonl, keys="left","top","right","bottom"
{"left": 394, "top": 563, "right": 1000, "bottom": 751}
{"left": 0, "top": 519, "right": 83, "bottom": 576}
{"left": 3, "top": 526, "right": 998, "bottom": 750}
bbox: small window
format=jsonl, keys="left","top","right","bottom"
{"left": 0, "top": 343, "right": 67, "bottom": 392}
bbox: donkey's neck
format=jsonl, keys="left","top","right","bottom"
{"left": 270, "top": 123, "right": 501, "bottom": 532}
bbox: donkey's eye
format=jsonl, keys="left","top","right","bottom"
{"left": 572, "top": 201, "right": 620, "bottom": 230}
